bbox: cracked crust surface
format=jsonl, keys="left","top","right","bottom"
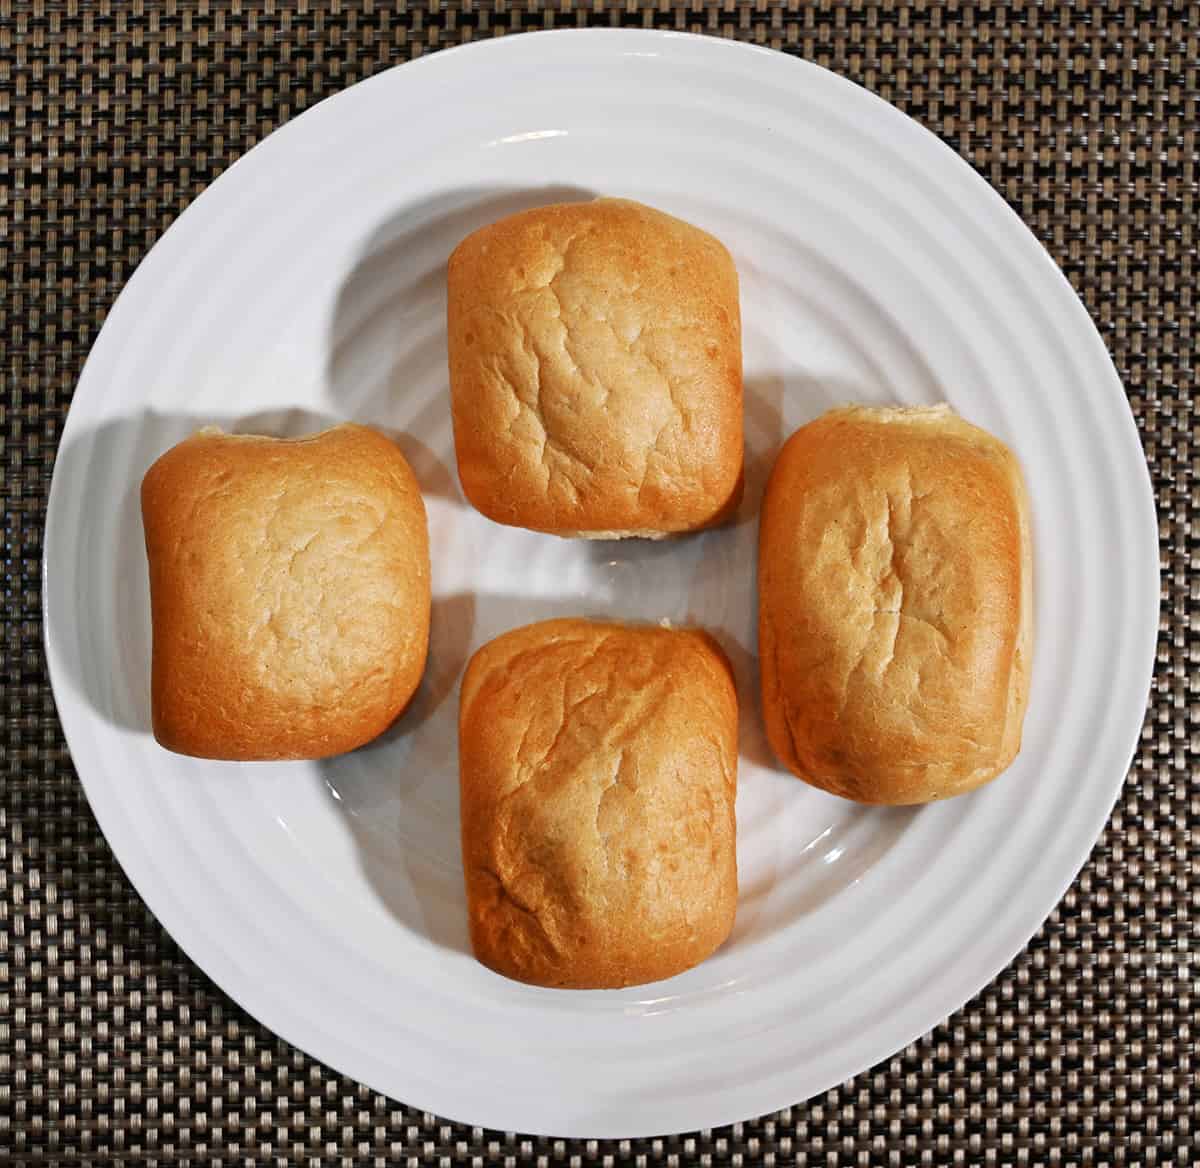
{"left": 458, "top": 618, "right": 738, "bottom": 988}
{"left": 447, "top": 198, "right": 743, "bottom": 537}
{"left": 758, "top": 405, "right": 1032, "bottom": 804}
{"left": 141, "top": 423, "right": 430, "bottom": 760}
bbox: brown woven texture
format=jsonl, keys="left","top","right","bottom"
{"left": 1, "top": 1, "right": 1196, "bottom": 1163}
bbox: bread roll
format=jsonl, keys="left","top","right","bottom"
{"left": 141, "top": 423, "right": 430, "bottom": 760}
{"left": 759, "top": 405, "right": 1032, "bottom": 804}
{"left": 447, "top": 198, "right": 743, "bottom": 538}
{"left": 459, "top": 618, "right": 738, "bottom": 988}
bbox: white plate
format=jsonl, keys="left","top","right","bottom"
{"left": 44, "top": 30, "right": 1159, "bottom": 1138}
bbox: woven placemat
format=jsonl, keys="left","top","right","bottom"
{"left": 2, "top": 2, "right": 1195, "bottom": 1163}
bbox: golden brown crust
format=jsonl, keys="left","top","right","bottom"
{"left": 141, "top": 423, "right": 431, "bottom": 761}
{"left": 447, "top": 198, "right": 743, "bottom": 537}
{"left": 459, "top": 618, "right": 738, "bottom": 988}
{"left": 758, "top": 405, "right": 1032, "bottom": 804}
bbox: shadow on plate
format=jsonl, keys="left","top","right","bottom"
{"left": 47, "top": 406, "right": 340, "bottom": 736}
{"left": 324, "top": 183, "right": 597, "bottom": 446}
{"left": 316, "top": 590, "right": 642, "bottom": 956}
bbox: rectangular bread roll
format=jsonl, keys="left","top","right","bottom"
{"left": 758, "top": 404, "right": 1032, "bottom": 804}
{"left": 141, "top": 424, "right": 430, "bottom": 760}
{"left": 459, "top": 618, "right": 738, "bottom": 988}
{"left": 447, "top": 198, "right": 743, "bottom": 538}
